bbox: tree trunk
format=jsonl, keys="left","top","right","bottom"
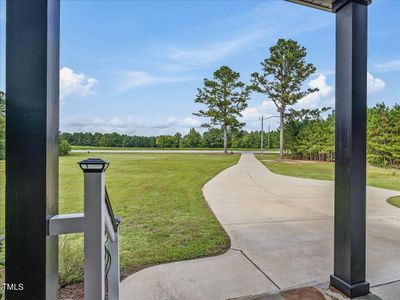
{"left": 279, "top": 109, "right": 285, "bottom": 160}
{"left": 223, "top": 126, "right": 228, "bottom": 154}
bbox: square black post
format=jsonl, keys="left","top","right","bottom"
{"left": 330, "top": 0, "right": 371, "bottom": 298}
{"left": 6, "top": 0, "right": 60, "bottom": 298}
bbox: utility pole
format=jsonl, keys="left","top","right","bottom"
{"left": 260, "top": 115, "right": 280, "bottom": 153}
{"left": 260, "top": 115, "right": 264, "bottom": 154}
{"left": 267, "top": 124, "right": 270, "bottom": 149}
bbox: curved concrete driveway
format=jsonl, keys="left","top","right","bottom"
{"left": 121, "top": 153, "right": 400, "bottom": 300}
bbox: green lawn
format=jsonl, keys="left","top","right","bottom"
{"left": 387, "top": 196, "right": 400, "bottom": 208}
{"left": 255, "top": 153, "right": 400, "bottom": 192}
{"left": 0, "top": 153, "right": 239, "bottom": 285}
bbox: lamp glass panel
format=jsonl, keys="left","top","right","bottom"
{"left": 86, "top": 164, "right": 104, "bottom": 170}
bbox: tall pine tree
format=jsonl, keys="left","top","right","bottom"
{"left": 194, "top": 66, "right": 250, "bottom": 154}
{"left": 251, "top": 39, "right": 318, "bottom": 159}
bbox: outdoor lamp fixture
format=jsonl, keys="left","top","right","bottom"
{"left": 79, "top": 158, "right": 110, "bottom": 172}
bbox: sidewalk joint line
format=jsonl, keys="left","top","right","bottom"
{"left": 370, "top": 278, "right": 400, "bottom": 288}
{"left": 224, "top": 217, "right": 333, "bottom": 226}
{"left": 231, "top": 248, "right": 281, "bottom": 290}
{"left": 246, "top": 168, "right": 332, "bottom": 219}
{"left": 246, "top": 171, "right": 283, "bottom": 199}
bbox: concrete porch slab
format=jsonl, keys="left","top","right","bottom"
{"left": 121, "top": 249, "right": 278, "bottom": 300}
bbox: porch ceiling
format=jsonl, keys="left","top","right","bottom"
{"left": 286, "top": 0, "right": 372, "bottom": 12}
{"left": 286, "top": 0, "right": 334, "bottom": 12}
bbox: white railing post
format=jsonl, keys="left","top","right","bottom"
{"left": 81, "top": 159, "right": 109, "bottom": 300}
{"left": 49, "top": 158, "right": 120, "bottom": 300}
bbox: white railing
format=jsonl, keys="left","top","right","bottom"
{"left": 48, "top": 159, "right": 121, "bottom": 300}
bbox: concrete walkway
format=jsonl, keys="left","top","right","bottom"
{"left": 121, "top": 153, "right": 400, "bottom": 300}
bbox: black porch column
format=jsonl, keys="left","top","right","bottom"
{"left": 6, "top": 0, "right": 60, "bottom": 299}
{"left": 330, "top": 0, "right": 371, "bottom": 298}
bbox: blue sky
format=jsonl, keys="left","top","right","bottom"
{"left": 1, "top": 0, "right": 399, "bottom": 135}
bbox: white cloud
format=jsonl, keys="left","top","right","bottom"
{"left": 60, "top": 67, "right": 98, "bottom": 100}
{"left": 295, "top": 74, "right": 333, "bottom": 108}
{"left": 367, "top": 72, "right": 385, "bottom": 94}
{"left": 155, "top": 1, "right": 333, "bottom": 72}
{"left": 109, "top": 117, "right": 127, "bottom": 127}
{"left": 242, "top": 74, "right": 334, "bottom": 131}
{"left": 374, "top": 59, "right": 400, "bottom": 73}
{"left": 241, "top": 100, "right": 280, "bottom": 131}
{"left": 183, "top": 117, "right": 201, "bottom": 127}
{"left": 161, "top": 32, "right": 263, "bottom": 70}
{"left": 92, "top": 117, "right": 106, "bottom": 126}
{"left": 242, "top": 100, "right": 277, "bottom": 121}
{"left": 310, "top": 74, "right": 332, "bottom": 97}
{"left": 119, "top": 71, "right": 194, "bottom": 92}
{"left": 124, "top": 71, "right": 155, "bottom": 88}
{"left": 242, "top": 71, "right": 382, "bottom": 132}
{"left": 166, "top": 117, "right": 179, "bottom": 125}
{"left": 63, "top": 115, "right": 202, "bottom": 136}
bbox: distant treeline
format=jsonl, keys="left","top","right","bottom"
{"left": 285, "top": 103, "right": 399, "bottom": 168}
{"left": 367, "top": 103, "right": 399, "bottom": 168}
{"left": 60, "top": 128, "right": 277, "bottom": 150}
{"left": 60, "top": 132, "right": 157, "bottom": 148}
{"left": 60, "top": 103, "right": 399, "bottom": 169}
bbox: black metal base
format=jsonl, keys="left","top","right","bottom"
{"left": 330, "top": 275, "right": 370, "bottom": 298}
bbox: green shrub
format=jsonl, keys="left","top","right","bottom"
{"left": 59, "top": 234, "right": 84, "bottom": 285}
{"left": 59, "top": 138, "right": 71, "bottom": 156}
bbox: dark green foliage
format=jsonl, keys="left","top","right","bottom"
{"left": 183, "top": 128, "right": 202, "bottom": 148}
{"left": 367, "top": 103, "right": 400, "bottom": 168}
{"left": 60, "top": 132, "right": 156, "bottom": 148}
{"left": 242, "top": 129, "right": 280, "bottom": 150}
{"left": 59, "top": 138, "right": 71, "bottom": 156}
{"left": 285, "top": 107, "right": 334, "bottom": 161}
{"left": 98, "top": 132, "right": 123, "bottom": 147}
{"left": 194, "top": 66, "right": 250, "bottom": 153}
{"left": 289, "top": 113, "right": 335, "bottom": 161}
{"left": 60, "top": 128, "right": 279, "bottom": 150}
{"left": 175, "top": 132, "right": 183, "bottom": 148}
{"left": 281, "top": 103, "right": 399, "bottom": 168}
{"left": 251, "top": 39, "right": 318, "bottom": 159}
{"left": 201, "top": 128, "right": 224, "bottom": 148}
{"left": 155, "top": 135, "right": 180, "bottom": 148}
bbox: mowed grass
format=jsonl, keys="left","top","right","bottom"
{"left": 0, "top": 153, "right": 239, "bottom": 285}
{"left": 255, "top": 154, "right": 400, "bottom": 192}
{"left": 387, "top": 196, "right": 400, "bottom": 208}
